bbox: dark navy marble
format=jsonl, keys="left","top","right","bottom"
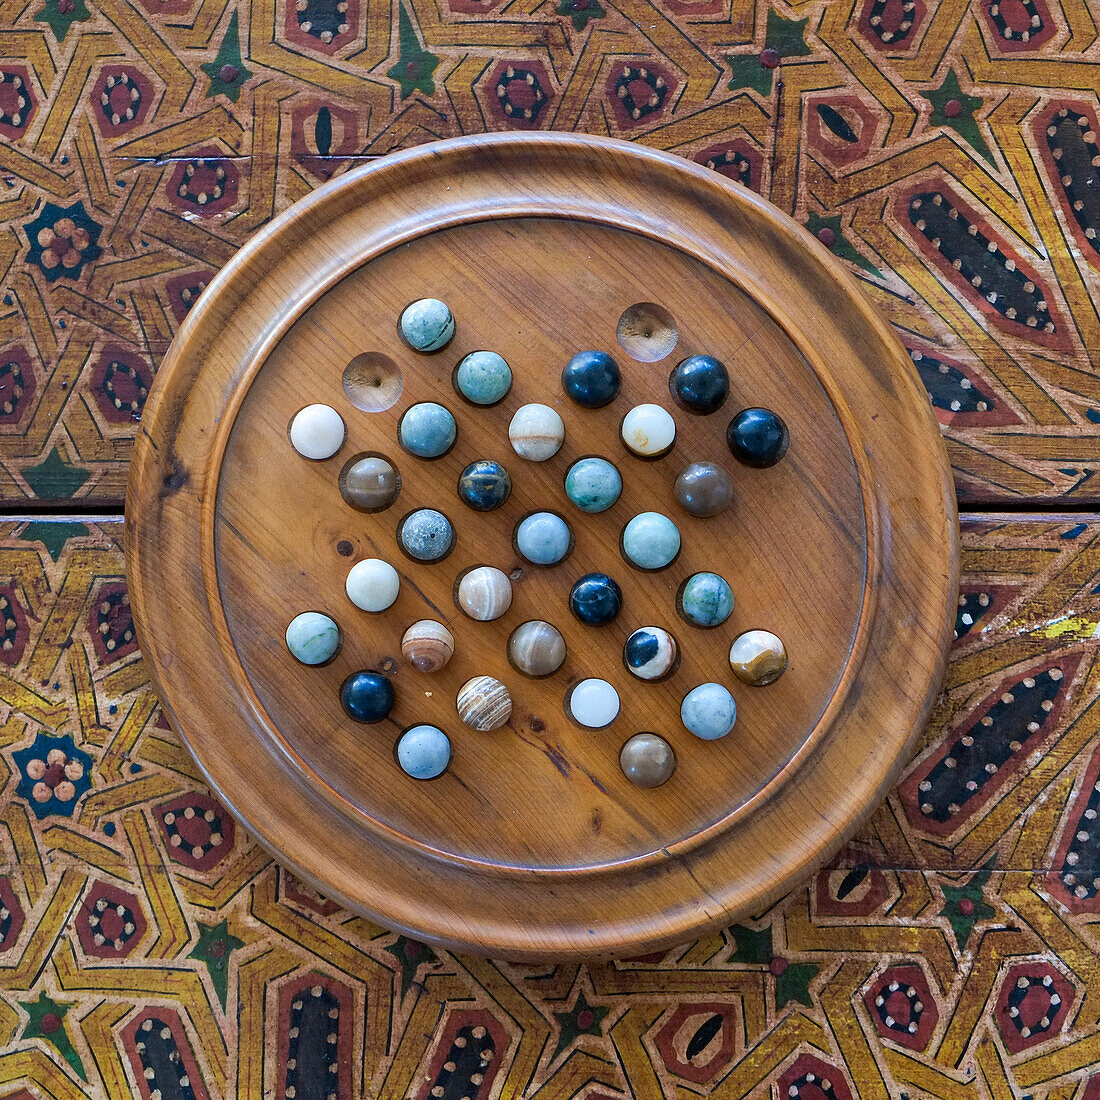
{"left": 561, "top": 350, "right": 621, "bottom": 409}
{"left": 339, "top": 671, "right": 395, "bottom": 723}
{"left": 727, "top": 407, "right": 789, "bottom": 467}
{"left": 569, "top": 572, "right": 623, "bottom": 626}
{"left": 457, "top": 460, "right": 511, "bottom": 511}
{"left": 669, "top": 355, "right": 729, "bottom": 414}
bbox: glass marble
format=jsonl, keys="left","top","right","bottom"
{"left": 730, "top": 629, "right": 788, "bottom": 686}
{"left": 669, "top": 354, "right": 729, "bottom": 414}
{"left": 399, "top": 402, "right": 456, "bottom": 459}
{"left": 345, "top": 558, "right": 400, "bottom": 612}
{"left": 457, "top": 459, "right": 511, "bottom": 512}
{"left": 568, "top": 678, "right": 620, "bottom": 728}
{"left": 623, "top": 626, "right": 678, "bottom": 681}
{"left": 681, "top": 682, "right": 737, "bottom": 740}
{"left": 398, "top": 508, "right": 454, "bottom": 563}
{"left": 621, "top": 512, "right": 680, "bottom": 570}
{"left": 399, "top": 298, "right": 455, "bottom": 352}
{"left": 564, "top": 457, "right": 622, "bottom": 513}
{"left": 455, "top": 351, "right": 512, "bottom": 405}
{"left": 339, "top": 454, "right": 400, "bottom": 512}
{"left": 674, "top": 462, "right": 732, "bottom": 518}
{"left": 727, "top": 407, "right": 789, "bottom": 467}
{"left": 515, "top": 512, "right": 572, "bottom": 566}
{"left": 285, "top": 611, "right": 340, "bottom": 665}
{"left": 569, "top": 572, "right": 622, "bottom": 626}
{"left": 561, "top": 350, "right": 621, "bottom": 409}
{"left": 678, "top": 572, "right": 734, "bottom": 627}
{"left": 396, "top": 724, "right": 451, "bottom": 779}
{"left": 340, "top": 670, "right": 396, "bottom": 723}
{"left": 620, "top": 733, "right": 676, "bottom": 787}
{"left": 509, "top": 403, "right": 565, "bottom": 461}
{"left": 508, "top": 620, "right": 566, "bottom": 677}
{"left": 289, "top": 403, "right": 345, "bottom": 460}
{"left": 621, "top": 403, "right": 676, "bottom": 458}
{"left": 456, "top": 566, "right": 512, "bottom": 621}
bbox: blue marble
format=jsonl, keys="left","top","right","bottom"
{"left": 680, "top": 682, "right": 737, "bottom": 740}
{"left": 564, "top": 457, "right": 622, "bottom": 513}
{"left": 457, "top": 459, "right": 511, "bottom": 511}
{"left": 398, "top": 508, "right": 454, "bottom": 562}
{"left": 569, "top": 572, "right": 622, "bottom": 626}
{"left": 679, "top": 572, "right": 734, "bottom": 627}
{"left": 399, "top": 298, "right": 455, "bottom": 352}
{"left": 340, "top": 671, "right": 395, "bottom": 723}
{"left": 669, "top": 354, "right": 729, "bottom": 415}
{"left": 285, "top": 611, "right": 340, "bottom": 665}
{"left": 727, "top": 407, "right": 789, "bottom": 467}
{"left": 515, "top": 512, "right": 572, "bottom": 566}
{"left": 397, "top": 724, "right": 452, "bottom": 779}
{"left": 399, "top": 402, "right": 456, "bottom": 458}
{"left": 561, "top": 350, "right": 621, "bottom": 409}
{"left": 455, "top": 351, "right": 512, "bottom": 405}
{"left": 621, "top": 512, "right": 680, "bottom": 570}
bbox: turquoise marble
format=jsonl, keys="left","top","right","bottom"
{"left": 455, "top": 351, "right": 512, "bottom": 405}
{"left": 515, "top": 512, "right": 571, "bottom": 566}
{"left": 397, "top": 724, "right": 452, "bottom": 779}
{"left": 680, "top": 682, "right": 737, "bottom": 740}
{"left": 564, "top": 457, "right": 622, "bottom": 513}
{"left": 285, "top": 611, "right": 340, "bottom": 665}
{"left": 399, "top": 402, "right": 456, "bottom": 458}
{"left": 679, "top": 572, "right": 734, "bottom": 627}
{"left": 399, "top": 508, "right": 454, "bottom": 563}
{"left": 621, "top": 512, "right": 680, "bottom": 570}
{"left": 399, "top": 298, "right": 455, "bottom": 352}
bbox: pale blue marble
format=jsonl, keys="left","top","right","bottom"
{"left": 564, "top": 457, "right": 622, "bottom": 513}
{"left": 516, "top": 512, "right": 571, "bottom": 566}
{"left": 397, "top": 724, "right": 452, "bottom": 779}
{"left": 455, "top": 351, "right": 512, "bottom": 405}
{"left": 680, "top": 683, "right": 737, "bottom": 740}
{"left": 399, "top": 402, "right": 456, "bottom": 458}
{"left": 621, "top": 512, "right": 680, "bottom": 570}
{"left": 399, "top": 298, "right": 455, "bottom": 352}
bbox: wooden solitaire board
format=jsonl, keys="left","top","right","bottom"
{"left": 126, "top": 133, "right": 959, "bottom": 959}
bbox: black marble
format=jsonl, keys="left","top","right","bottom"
{"left": 726, "top": 407, "right": 789, "bottom": 467}
{"left": 339, "top": 671, "right": 395, "bottom": 723}
{"left": 561, "top": 350, "right": 621, "bottom": 409}
{"left": 669, "top": 354, "right": 729, "bottom": 414}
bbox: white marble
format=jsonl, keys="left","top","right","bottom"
{"left": 569, "top": 678, "right": 620, "bottom": 728}
{"left": 345, "top": 558, "right": 400, "bottom": 612}
{"left": 620, "top": 403, "right": 676, "bottom": 458}
{"left": 508, "top": 403, "right": 565, "bottom": 461}
{"left": 289, "top": 403, "right": 345, "bottom": 460}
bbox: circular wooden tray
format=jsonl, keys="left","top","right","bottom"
{"left": 126, "top": 133, "right": 958, "bottom": 959}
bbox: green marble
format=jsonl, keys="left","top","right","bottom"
{"left": 285, "top": 611, "right": 340, "bottom": 665}
{"left": 679, "top": 572, "right": 734, "bottom": 627}
{"left": 564, "top": 457, "right": 622, "bottom": 513}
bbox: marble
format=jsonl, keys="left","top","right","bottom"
{"left": 509, "top": 403, "right": 565, "bottom": 461}
{"left": 457, "top": 675, "right": 513, "bottom": 731}
{"left": 564, "top": 457, "right": 622, "bottom": 513}
{"left": 515, "top": 512, "right": 572, "bottom": 566}
{"left": 401, "top": 619, "right": 454, "bottom": 672}
{"left": 568, "top": 678, "right": 620, "bottom": 728}
{"left": 508, "top": 620, "right": 566, "bottom": 677}
{"left": 339, "top": 454, "right": 400, "bottom": 512}
{"left": 669, "top": 354, "right": 729, "bottom": 414}
{"left": 399, "top": 298, "right": 455, "bottom": 352}
{"left": 457, "top": 460, "right": 512, "bottom": 512}
{"left": 396, "top": 725, "right": 451, "bottom": 779}
{"left": 730, "top": 629, "right": 788, "bottom": 686}
{"left": 678, "top": 572, "right": 734, "bottom": 628}
{"left": 346, "top": 558, "right": 400, "bottom": 612}
{"left": 561, "top": 350, "right": 621, "bottom": 408}
{"left": 340, "top": 670, "right": 396, "bottom": 723}
{"left": 623, "top": 626, "right": 678, "bottom": 681}
{"left": 289, "top": 403, "right": 345, "bottom": 460}
{"left": 727, "top": 407, "right": 789, "bottom": 467}
{"left": 621, "top": 512, "right": 680, "bottom": 570}
{"left": 569, "top": 572, "right": 622, "bottom": 626}
{"left": 621, "top": 403, "right": 676, "bottom": 458}
{"left": 285, "top": 611, "right": 340, "bottom": 666}
{"left": 398, "top": 508, "right": 454, "bottom": 563}
{"left": 455, "top": 351, "right": 512, "bottom": 405}
{"left": 399, "top": 402, "right": 456, "bottom": 458}
{"left": 620, "top": 733, "right": 676, "bottom": 788}
{"left": 457, "top": 566, "right": 512, "bottom": 621}
{"left": 674, "top": 462, "right": 732, "bottom": 518}
{"left": 681, "top": 682, "right": 737, "bottom": 740}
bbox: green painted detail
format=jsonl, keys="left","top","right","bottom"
{"left": 387, "top": 5, "right": 441, "bottom": 99}
{"left": 552, "top": 990, "right": 609, "bottom": 1058}
{"left": 22, "top": 447, "right": 90, "bottom": 500}
{"left": 926, "top": 69, "right": 994, "bottom": 166}
{"left": 384, "top": 935, "right": 439, "bottom": 997}
{"left": 940, "top": 857, "right": 997, "bottom": 951}
{"left": 200, "top": 12, "right": 253, "bottom": 103}
{"left": 775, "top": 961, "right": 820, "bottom": 1010}
{"left": 188, "top": 919, "right": 245, "bottom": 1010}
{"left": 764, "top": 8, "right": 812, "bottom": 57}
{"left": 725, "top": 54, "right": 774, "bottom": 96}
{"left": 21, "top": 991, "right": 86, "bottom": 1080}
{"left": 728, "top": 923, "right": 772, "bottom": 964}
{"left": 35, "top": 0, "right": 89, "bottom": 42}
{"left": 806, "top": 211, "right": 883, "bottom": 276}
{"left": 17, "top": 522, "right": 89, "bottom": 562}
{"left": 556, "top": 0, "right": 605, "bottom": 32}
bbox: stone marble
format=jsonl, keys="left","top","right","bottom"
{"left": 568, "top": 678, "right": 620, "bottom": 728}
{"left": 680, "top": 682, "right": 737, "bottom": 740}
{"left": 457, "top": 459, "right": 512, "bottom": 512}
{"left": 623, "top": 626, "right": 678, "bottom": 681}
{"left": 455, "top": 351, "right": 512, "bottom": 405}
{"left": 457, "top": 675, "right": 513, "bottom": 731}
{"left": 289, "top": 403, "right": 345, "bottom": 460}
{"left": 340, "top": 670, "right": 396, "bottom": 723}
{"left": 727, "top": 407, "right": 789, "bottom": 467}
{"left": 509, "top": 403, "right": 565, "bottom": 461}
{"left": 621, "top": 403, "right": 676, "bottom": 458}
{"left": 399, "top": 297, "right": 455, "bottom": 352}
{"left": 561, "top": 350, "right": 621, "bottom": 408}
{"left": 285, "top": 611, "right": 341, "bottom": 666}
{"left": 515, "top": 512, "right": 572, "bottom": 566}
{"left": 668, "top": 354, "right": 729, "bottom": 414}
{"left": 456, "top": 566, "right": 512, "bottom": 621}
{"left": 569, "top": 572, "right": 622, "bottom": 626}
{"left": 619, "top": 733, "right": 676, "bottom": 787}
{"left": 399, "top": 402, "right": 456, "bottom": 459}
{"left": 396, "top": 724, "right": 452, "bottom": 779}
{"left": 564, "top": 457, "right": 622, "bottom": 513}
{"left": 674, "top": 462, "right": 732, "bottom": 518}
{"left": 345, "top": 558, "right": 400, "bottom": 612}
{"left": 621, "top": 512, "right": 680, "bottom": 570}
{"left": 339, "top": 454, "right": 400, "bottom": 512}
{"left": 508, "top": 620, "right": 566, "bottom": 677}
{"left": 678, "top": 572, "right": 734, "bottom": 628}
{"left": 729, "top": 629, "right": 788, "bottom": 686}
{"left": 401, "top": 620, "right": 454, "bottom": 672}
{"left": 398, "top": 508, "right": 454, "bottom": 563}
